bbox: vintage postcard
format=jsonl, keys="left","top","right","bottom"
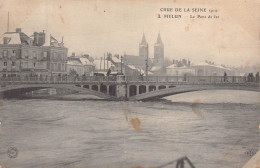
{"left": 0, "top": 0, "right": 259, "bottom": 168}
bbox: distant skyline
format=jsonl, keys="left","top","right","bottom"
{"left": 0, "top": 0, "right": 259, "bottom": 67}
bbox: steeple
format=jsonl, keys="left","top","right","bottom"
{"left": 156, "top": 32, "right": 163, "bottom": 44}
{"left": 140, "top": 33, "right": 147, "bottom": 45}
{"left": 154, "top": 32, "right": 164, "bottom": 66}
{"left": 139, "top": 33, "right": 149, "bottom": 57}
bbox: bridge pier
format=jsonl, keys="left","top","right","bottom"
{"left": 137, "top": 85, "right": 140, "bottom": 95}
{"left": 115, "top": 75, "right": 127, "bottom": 99}
{"left": 127, "top": 85, "right": 130, "bottom": 98}
{"left": 106, "top": 85, "right": 110, "bottom": 95}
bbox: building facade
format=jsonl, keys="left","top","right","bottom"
{"left": 67, "top": 57, "right": 85, "bottom": 76}
{"left": 79, "top": 55, "right": 95, "bottom": 76}
{"left": 67, "top": 54, "right": 95, "bottom": 76}
{"left": 192, "top": 62, "right": 235, "bottom": 76}
{"left": 0, "top": 28, "right": 68, "bottom": 77}
{"left": 166, "top": 65, "right": 195, "bottom": 76}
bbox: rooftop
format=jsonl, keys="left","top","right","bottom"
{"left": 0, "top": 28, "right": 65, "bottom": 48}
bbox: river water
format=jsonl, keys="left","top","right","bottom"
{"left": 0, "top": 90, "right": 259, "bottom": 168}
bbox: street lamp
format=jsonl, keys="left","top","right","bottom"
{"left": 120, "top": 56, "right": 123, "bottom": 74}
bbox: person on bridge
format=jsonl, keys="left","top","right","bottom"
{"left": 224, "top": 72, "right": 227, "bottom": 82}
{"left": 248, "top": 73, "right": 253, "bottom": 82}
{"left": 256, "top": 72, "right": 259, "bottom": 83}
{"left": 140, "top": 73, "right": 144, "bottom": 81}
{"left": 107, "top": 68, "right": 111, "bottom": 76}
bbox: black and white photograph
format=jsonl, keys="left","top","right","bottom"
{"left": 0, "top": 0, "right": 259, "bottom": 167}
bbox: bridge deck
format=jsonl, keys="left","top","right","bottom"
{"left": 0, "top": 75, "right": 259, "bottom": 100}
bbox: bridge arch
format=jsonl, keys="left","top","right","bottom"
{"left": 91, "top": 85, "right": 98, "bottom": 91}
{"left": 83, "top": 85, "right": 89, "bottom": 89}
{"left": 100, "top": 85, "right": 107, "bottom": 94}
{"left": 139, "top": 85, "right": 146, "bottom": 94}
{"left": 0, "top": 84, "right": 112, "bottom": 99}
{"left": 129, "top": 85, "right": 137, "bottom": 96}
{"left": 149, "top": 85, "right": 156, "bottom": 92}
{"left": 109, "top": 85, "right": 116, "bottom": 96}
{"left": 158, "top": 85, "right": 166, "bottom": 90}
{"left": 128, "top": 84, "right": 260, "bottom": 101}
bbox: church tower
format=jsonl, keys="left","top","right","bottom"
{"left": 139, "top": 33, "right": 149, "bottom": 58}
{"left": 154, "top": 33, "right": 164, "bottom": 66}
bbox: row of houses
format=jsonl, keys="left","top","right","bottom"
{"left": 0, "top": 28, "right": 236, "bottom": 78}
{"left": 166, "top": 61, "right": 236, "bottom": 76}
{"left": 67, "top": 54, "right": 236, "bottom": 77}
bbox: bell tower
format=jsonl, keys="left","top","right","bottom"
{"left": 154, "top": 33, "right": 164, "bottom": 66}
{"left": 139, "top": 33, "right": 149, "bottom": 58}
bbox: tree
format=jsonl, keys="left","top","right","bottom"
{"left": 69, "top": 69, "right": 78, "bottom": 77}
{"left": 164, "top": 57, "right": 172, "bottom": 67}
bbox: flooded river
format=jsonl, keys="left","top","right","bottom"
{"left": 0, "top": 90, "right": 259, "bottom": 168}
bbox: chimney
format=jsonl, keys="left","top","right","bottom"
{"left": 16, "top": 28, "right": 21, "bottom": 33}
{"left": 33, "top": 32, "right": 39, "bottom": 46}
{"left": 38, "top": 32, "right": 45, "bottom": 46}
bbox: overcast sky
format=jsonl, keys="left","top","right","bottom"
{"left": 0, "top": 0, "right": 259, "bottom": 66}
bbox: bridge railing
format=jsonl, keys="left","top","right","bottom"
{"left": 0, "top": 75, "right": 259, "bottom": 84}
{"left": 126, "top": 76, "right": 259, "bottom": 84}
{"left": 0, "top": 76, "right": 118, "bottom": 84}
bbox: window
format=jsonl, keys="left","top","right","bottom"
{"left": 47, "top": 63, "right": 50, "bottom": 70}
{"left": 62, "top": 53, "right": 65, "bottom": 61}
{"left": 4, "top": 62, "right": 7, "bottom": 66}
{"left": 53, "top": 52, "right": 57, "bottom": 60}
{"left": 33, "top": 63, "right": 36, "bottom": 67}
{"left": 23, "top": 62, "right": 29, "bottom": 68}
{"left": 33, "top": 52, "right": 37, "bottom": 59}
{"left": 29, "top": 51, "right": 33, "bottom": 59}
{"left": 3, "top": 37, "right": 11, "bottom": 44}
{"left": 3, "top": 50, "right": 8, "bottom": 57}
{"left": 43, "top": 52, "right": 47, "bottom": 58}
{"left": 24, "top": 51, "right": 29, "bottom": 59}
{"left": 12, "top": 62, "right": 15, "bottom": 66}
{"left": 12, "top": 50, "right": 16, "bottom": 57}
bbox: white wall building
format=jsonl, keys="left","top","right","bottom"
{"left": 192, "top": 62, "right": 235, "bottom": 76}
{"left": 67, "top": 58, "right": 84, "bottom": 76}
{"left": 166, "top": 64, "right": 195, "bottom": 76}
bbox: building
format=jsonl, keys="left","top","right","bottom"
{"left": 0, "top": 28, "right": 68, "bottom": 77}
{"left": 93, "top": 55, "right": 113, "bottom": 74}
{"left": 153, "top": 33, "right": 164, "bottom": 66}
{"left": 150, "top": 33, "right": 166, "bottom": 75}
{"left": 67, "top": 56, "right": 85, "bottom": 76}
{"left": 166, "top": 64, "right": 195, "bottom": 76}
{"left": 79, "top": 55, "right": 95, "bottom": 76}
{"left": 67, "top": 54, "right": 95, "bottom": 76}
{"left": 122, "top": 54, "right": 152, "bottom": 73}
{"left": 192, "top": 61, "right": 235, "bottom": 76}
{"left": 139, "top": 33, "right": 149, "bottom": 58}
